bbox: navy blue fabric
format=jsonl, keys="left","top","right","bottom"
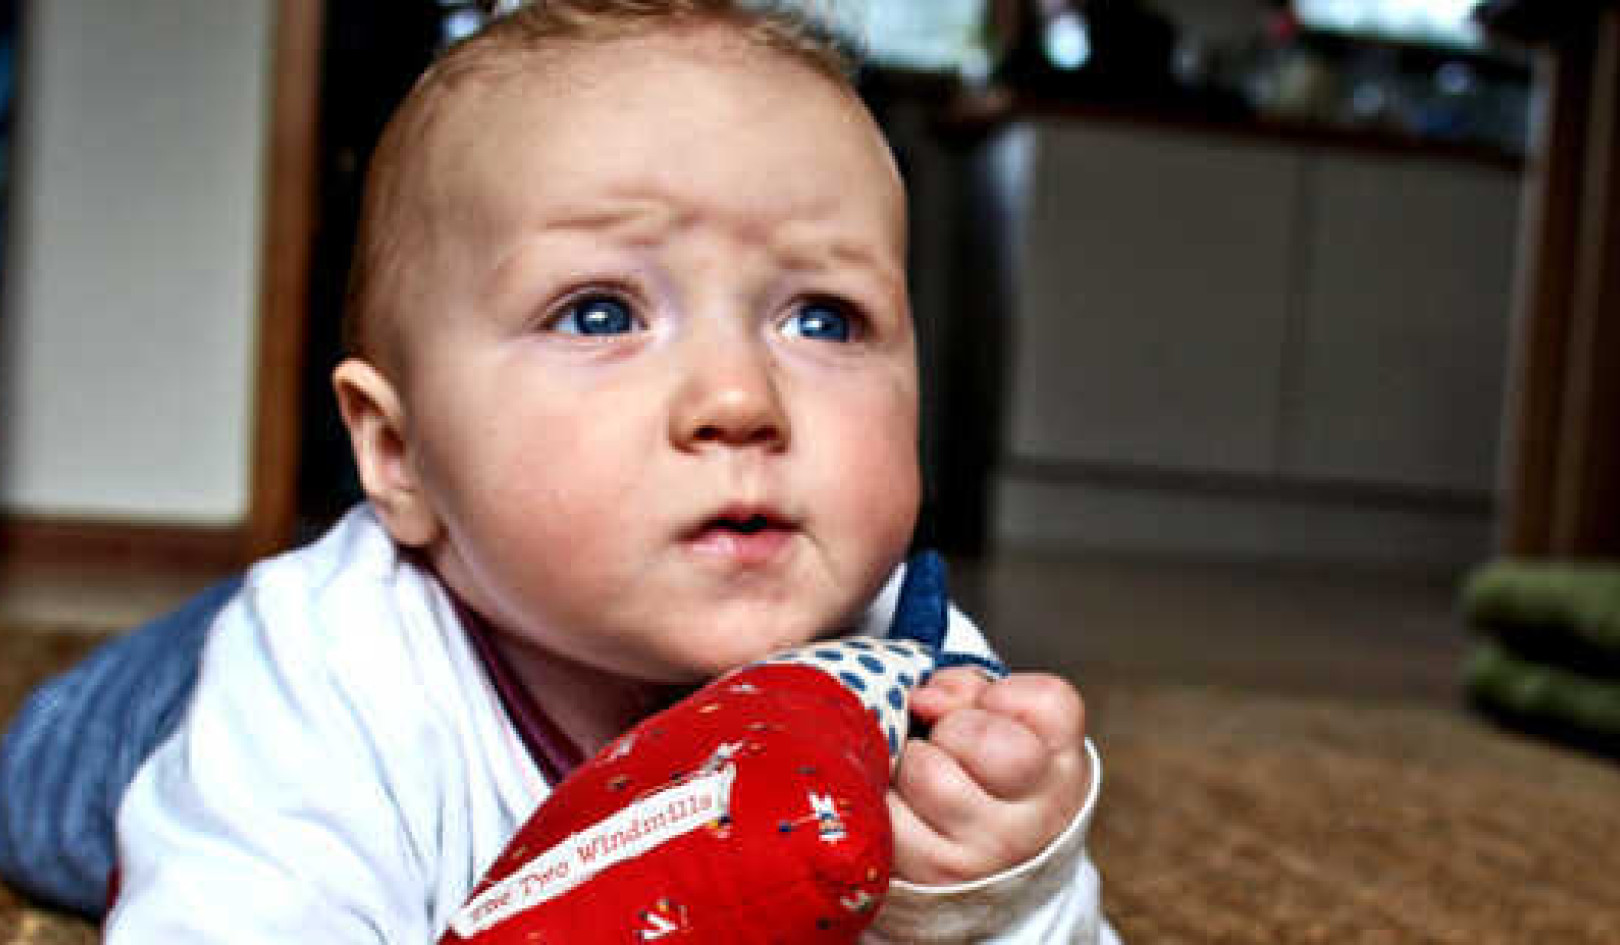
{"left": 889, "top": 551, "right": 1007, "bottom": 679}
{"left": 0, "top": 576, "right": 241, "bottom": 915}
{"left": 889, "top": 549, "right": 949, "bottom": 650}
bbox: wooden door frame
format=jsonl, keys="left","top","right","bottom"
{"left": 243, "top": 0, "right": 324, "bottom": 562}
{"left": 1498, "top": 6, "right": 1620, "bottom": 557}
{"left": 0, "top": 0, "right": 324, "bottom": 570}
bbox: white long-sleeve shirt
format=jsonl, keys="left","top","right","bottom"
{"left": 106, "top": 506, "right": 1116, "bottom": 942}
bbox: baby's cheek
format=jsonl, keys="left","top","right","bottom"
{"left": 841, "top": 436, "right": 919, "bottom": 543}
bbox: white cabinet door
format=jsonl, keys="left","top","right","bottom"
{"left": 1280, "top": 154, "right": 1520, "bottom": 494}
{"left": 1009, "top": 122, "right": 1301, "bottom": 475}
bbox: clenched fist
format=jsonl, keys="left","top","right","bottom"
{"left": 888, "top": 669, "right": 1090, "bottom": 885}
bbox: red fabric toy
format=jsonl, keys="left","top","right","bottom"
{"left": 443, "top": 638, "right": 937, "bottom": 944}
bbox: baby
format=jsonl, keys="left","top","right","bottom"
{"left": 0, "top": 2, "right": 1115, "bottom": 941}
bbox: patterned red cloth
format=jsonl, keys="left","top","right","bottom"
{"left": 443, "top": 657, "right": 906, "bottom": 943}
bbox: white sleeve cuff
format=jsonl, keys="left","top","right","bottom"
{"left": 866, "top": 738, "right": 1106, "bottom": 942}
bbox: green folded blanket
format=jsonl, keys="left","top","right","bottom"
{"left": 1459, "top": 561, "right": 1620, "bottom": 754}
{"left": 1461, "top": 560, "right": 1620, "bottom": 673}
{"left": 1465, "top": 638, "right": 1620, "bottom": 750}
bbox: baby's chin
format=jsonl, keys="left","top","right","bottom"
{"left": 635, "top": 622, "right": 843, "bottom": 686}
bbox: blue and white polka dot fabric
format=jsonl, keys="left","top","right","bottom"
{"left": 758, "top": 637, "right": 936, "bottom": 764}
{"left": 752, "top": 551, "right": 1008, "bottom": 767}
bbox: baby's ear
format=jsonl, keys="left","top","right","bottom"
{"left": 332, "top": 358, "right": 441, "bottom": 548}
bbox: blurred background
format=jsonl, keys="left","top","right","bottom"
{"left": 0, "top": 0, "right": 1616, "bottom": 717}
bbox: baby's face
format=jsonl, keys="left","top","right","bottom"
{"left": 384, "top": 26, "right": 919, "bottom": 684}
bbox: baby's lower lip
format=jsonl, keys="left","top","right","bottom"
{"left": 686, "top": 524, "right": 795, "bottom": 566}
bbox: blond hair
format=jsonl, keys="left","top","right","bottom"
{"left": 342, "top": 0, "right": 859, "bottom": 365}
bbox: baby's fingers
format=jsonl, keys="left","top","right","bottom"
{"left": 887, "top": 741, "right": 1011, "bottom": 884}
{"left": 979, "top": 673, "right": 1087, "bottom": 752}
{"left": 907, "top": 666, "right": 991, "bottom": 725}
{"left": 925, "top": 705, "right": 1049, "bottom": 800}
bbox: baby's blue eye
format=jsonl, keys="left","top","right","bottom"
{"left": 554, "top": 295, "right": 636, "bottom": 335}
{"left": 783, "top": 301, "right": 853, "bottom": 343}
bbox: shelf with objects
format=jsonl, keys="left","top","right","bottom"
{"left": 903, "top": 0, "right": 1531, "bottom": 168}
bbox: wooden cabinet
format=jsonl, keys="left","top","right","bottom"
{"left": 1011, "top": 124, "right": 1301, "bottom": 475}
{"left": 1280, "top": 155, "right": 1520, "bottom": 493}
{"left": 995, "top": 120, "right": 1522, "bottom": 565}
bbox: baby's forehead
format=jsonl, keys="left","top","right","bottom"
{"left": 402, "top": 50, "right": 629, "bottom": 220}
{"left": 408, "top": 31, "right": 895, "bottom": 227}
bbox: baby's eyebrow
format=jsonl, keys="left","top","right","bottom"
{"left": 483, "top": 200, "right": 675, "bottom": 284}
{"left": 772, "top": 236, "right": 903, "bottom": 286}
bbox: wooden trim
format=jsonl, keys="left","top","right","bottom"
{"left": 1499, "top": 42, "right": 1594, "bottom": 554}
{"left": 0, "top": 518, "right": 248, "bottom": 572}
{"left": 1552, "top": 9, "right": 1620, "bottom": 553}
{"left": 1499, "top": 8, "right": 1620, "bottom": 557}
{"left": 244, "top": 0, "right": 326, "bottom": 561}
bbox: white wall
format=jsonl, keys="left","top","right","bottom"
{"left": 0, "top": 0, "right": 274, "bottom": 525}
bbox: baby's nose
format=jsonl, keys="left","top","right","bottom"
{"left": 669, "top": 339, "right": 789, "bottom": 451}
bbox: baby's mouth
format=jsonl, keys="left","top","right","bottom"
{"left": 718, "top": 514, "right": 770, "bottom": 535}
{"left": 686, "top": 509, "right": 798, "bottom": 565}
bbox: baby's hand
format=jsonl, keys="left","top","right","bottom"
{"left": 888, "top": 669, "right": 1089, "bottom": 885}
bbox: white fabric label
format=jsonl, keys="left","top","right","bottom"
{"left": 450, "top": 765, "right": 736, "bottom": 937}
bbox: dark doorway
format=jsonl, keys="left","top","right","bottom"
{"left": 295, "top": 1, "right": 490, "bottom": 539}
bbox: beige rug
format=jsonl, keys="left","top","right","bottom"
{"left": 1089, "top": 683, "right": 1620, "bottom": 943}
{"left": 3, "top": 627, "right": 1618, "bottom": 943}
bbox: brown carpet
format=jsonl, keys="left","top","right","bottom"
{"left": 1088, "top": 684, "right": 1620, "bottom": 943}
{"left": 2, "top": 628, "right": 1617, "bottom": 944}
